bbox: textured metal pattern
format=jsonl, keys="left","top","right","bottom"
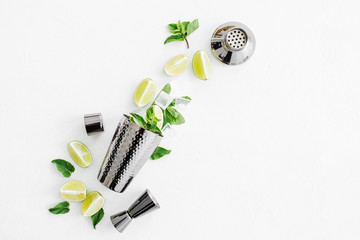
{"left": 98, "top": 115, "right": 162, "bottom": 193}
{"left": 84, "top": 113, "right": 104, "bottom": 135}
{"left": 226, "top": 28, "right": 247, "bottom": 50}
{"left": 211, "top": 21, "right": 255, "bottom": 65}
{"left": 110, "top": 189, "right": 160, "bottom": 233}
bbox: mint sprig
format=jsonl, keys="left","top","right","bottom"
{"left": 130, "top": 84, "right": 191, "bottom": 160}
{"left": 91, "top": 208, "right": 104, "bottom": 229}
{"left": 51, "top": 159, "right": 75, "bottom": 178}
{"left": 49, "top": 201, "right": 70, "bottom": 214}
{"left": 130, "top": 111, "right": 162, "bottom": 136}
{"left": 164, "top": 19, "right": 199, "bottom": 48}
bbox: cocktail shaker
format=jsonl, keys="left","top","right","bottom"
{"left": 97, "top": 115, "right": 162, "bottom": 193}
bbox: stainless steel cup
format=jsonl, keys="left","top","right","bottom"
{"left": 110, "top": 189, "right": 160, "bottom": 233}
{"left": 97, "top": 115, "right": 162, "bottom": 193}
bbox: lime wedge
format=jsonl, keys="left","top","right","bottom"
{"left": 67, "top": 140, "right": 92, "bottom": 168}
{"left": 81, "top": 192, "right": 104, "bottom": 217}
{"left": 134, "top": 78, "right": 156, "bottom": 107}
{"left": 192, "top": 50, "right": 212, "bottom": 80}
{"left": 152, "top": 105, "right": 164, "bottom": 129}
{"left": 60, "top": 181, "right": 87, "bottom": 202}
{"left": 164, "top": 54, "right": 189, "bottom": 76}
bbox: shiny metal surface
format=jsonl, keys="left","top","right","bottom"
{"left": 128, "top": 189, "right": 160, "bottom": 218}
{"left": 211, "top": 21, "right": 255, "bottom": 65}
{"left": 84, "top": 113, "right": 104, "bottom": 135}
{"left": 110, "top": 189, "right": 160, "bottom": 233}
{"left": 97, "top": 115, "right": 162, "bottom": 193}
{"left": 110, "top": 210, "right": 132, "bottom": 233}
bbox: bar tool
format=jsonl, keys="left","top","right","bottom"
{"left": 97, "top": 115, "right": 162, "bottom": 193}
{"left": 210, "top": 21, "right": 256, "bottom": 65}
{"left": 110, "top": 189, "right": 160, "bottom": 233}
{"left": 84, "top": 113, "right": 104, "bottom": 135}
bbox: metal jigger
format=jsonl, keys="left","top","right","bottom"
{"left": 110, "top": 189, "right": 160, "bottom": 233}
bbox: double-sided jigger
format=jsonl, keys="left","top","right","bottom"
{"left": 211, "top": 21, "right": 256, "bottom": 65}
{"left": 110, "top": 189, "right": 160, "bottom": 233}
{"left": 84, "top": 113, "right": 104, "bottom": 135}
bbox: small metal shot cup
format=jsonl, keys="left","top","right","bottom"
{"left": 84, "top": 113, "right": 104, "bottom": 135}
{"left": 110, "top": 189, "right": 160, "bottom": 233}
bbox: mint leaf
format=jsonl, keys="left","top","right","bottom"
{"left": 168, "top": 24, "right": 180, "bottom": 34}
{"left": 151, "top": 147, "right": 172, "bottom": 160}
{"left": 51, "top": 159, "right": 75, "bottom": 178}
{"left": 146, "top": 107, "right": 160, "bottom": 123}
{"left": 49, "top": 201, "right": 70, "bottom": 214}
{"left": 180, "top": 21, "right": 190, "bottom": 33}
{"left": 144, "top": 122, "right": 162, "bottom": 135}
{"left": 164, "top": 34, "right": 184, "bottom": 44}
{"left": 163, "top": 108, "right": 175, "bottom": 126}
{"left": 167, "top": 107, "right": 180, "bottom": 118}
{"left": 130, "top": 113, "right": 146, "bottom": 127}
{"left": 186, "top": 19, "right": 199, "bottom": 36}
{"left": 172, "top": 112, "right": 185, "bottom": 125}
{"left": 162, "top": 84, "right": 171, "bottom": 94}
{"left": 182, "top": 96, "right": 192, "bottom": 101}
{"left": 165, "top": 108, "right": 185, "bottom": 125}
{"left": 91, "top": 208, "right": 104, "bottom": 229}
{"left": 170, "top": 109, "right": 185, "bottom": 125}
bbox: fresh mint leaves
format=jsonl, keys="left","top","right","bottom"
{"left": 49, "top": 201, "right": 70, "bottom": 214}
{"left": 51, "top": 159, "right": 75, "bottom": 178}
{"left": 91, "top": 208, "right": 104, "bottom": 229}
{"left": 164, "top": 107, "right": 185, "bottom": 125}
{"left": 130, "top": 113, "right": 146, "bottom": 127}
{"left": 161, "top": 83, "right": 171, "bottom": 94}
{"left": 130, "top": 83, "right": 191, "bottom": 160}
{"left": 164, "top": 19, "right": 199, "bottom": 48}
{"left": 150, "top": 147, "right": 171, "bottom": 160}
{"left": 130, "top": 111, "right": 162, "bottom": 135}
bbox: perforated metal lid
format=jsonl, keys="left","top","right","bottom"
{"left": 211, "top": 22, "right": 255, "bottom": 65}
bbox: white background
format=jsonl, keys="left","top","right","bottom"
{"left": 0, "top": 0, "right": 360, "bottom": 239}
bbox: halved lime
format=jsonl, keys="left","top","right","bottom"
{"left": 134, "top": 78, "right": 156, "bottom": 107}
{"left": 67, "top": 140, "right": 92, "bottom": 168}
{"left": 164, "top": 54, "right": 189, "bottom": 76}
{"left": 152, "top": 105, "right": 163, "bottom": 129}
{"left": 60, "top": 181, "right": 87, "bottom": 202}
{"left": 81, "top": 192, "right": 104, "bottom": 217}
{"left": 192, "top": 50, "right": 212, "bottom": 80}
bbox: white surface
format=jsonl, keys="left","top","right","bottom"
{"left": 0, "top": 0, "right": 360, "bottom": 239}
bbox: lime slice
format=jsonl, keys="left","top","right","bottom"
{"left": 152, "top": 105, "right": 164, "bottom": 129}
{"left": 81, "top": 192, "right": 104, "bottom": 217}
{"left": 192, "top": 50, "right": 212, "bottom": 80}
{"left": 60, "top": 181, "right": 87, "bottom": 202}
{"left": 164, "top": 54, "right": 189, "bottom": 76}
{"left": 134, "top": 78, "right": 156, "bottom": 107}
{"left": 67, "top": 140, "right": 92, "bottom": 168}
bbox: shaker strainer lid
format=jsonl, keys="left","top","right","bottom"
{"left": 211, "top": 21, "right": 255, "bottom": 65}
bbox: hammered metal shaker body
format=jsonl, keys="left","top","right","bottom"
{"left": 97, "top": 115, "right": 162, "bottom": 193}
{"left": 110, "top": 189, "right": 160, "bottom": 233}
